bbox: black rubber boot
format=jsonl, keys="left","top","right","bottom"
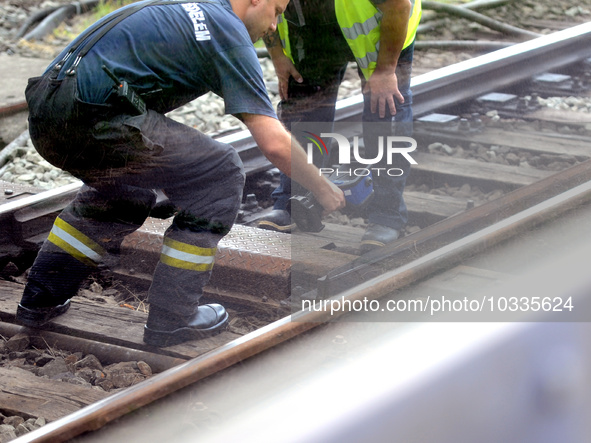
{"left": 257, "top": 209, "right": 296, "bottom": 233}
{"left": 19, "top": 252, "right": 93, "bottom": 307}
{"left": 143, "top": 304, "right": 229, "bottom": 347}
{"left": 360, "top": 224, "right": 401, "bottom": 253}
{"left": 17, "top": 251, "right": 94, "bottom": 327}
{"left": 15, "top": 299, "right": 71, "bottom": 328}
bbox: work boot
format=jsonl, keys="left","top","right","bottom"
{"left": 143, "top": 304, "right": 229, "bottom": 347}
{"left": 360, "top": 224, "right": 401, "bottom": 253}
{"left": 15, "top": 300, "right": 71, "bottom": 328}
{"left": 257, "top": 209, "right": 296, "bottom": 233}
{"left": 15, "top": 280, "right": 72, "bottom": 328}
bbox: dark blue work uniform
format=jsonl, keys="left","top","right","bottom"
{"left": 22, "top": 0, "right": 276, "bottom": 319}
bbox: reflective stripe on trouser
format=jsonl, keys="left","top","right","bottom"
{"left": 160, "top": 237, "right": 216, "bottom": 272}
{"left": 106, "top": 112, "right": 246, "bottom": 317}
{"left": 73, "top": 110, "right": 244, "bottom": 317}
{"left": 24, "top": 109, "right": 244, "bottom": 313}
{"left": 147, "top": 231, "right": 221, "bottom": 317}
{"left": 22, "top": 215, "right": 104, "bottom": 305}
{"left": 146, "top": 148, "right": 244, "bottom": 317}
{"left": 21, "top": 184, "right": 156, "bottom": 305}
{"left": 47, "top": 216, "right": 106, "bottom": 267}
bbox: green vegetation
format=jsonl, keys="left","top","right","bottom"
{"left": 52, "top": 0, "right": 137, "bottom": 42}
{"left": 92, "top": 0, "right": 138, "bottom": 21}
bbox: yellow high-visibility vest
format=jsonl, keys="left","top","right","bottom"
{"left": 277, "top": 0, "right": 422, "bottom": 79}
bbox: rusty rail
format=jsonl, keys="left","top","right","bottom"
{"left": 15, "top": 165, "right": 591, "bottom": 443}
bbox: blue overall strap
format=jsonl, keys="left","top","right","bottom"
{"left": 60, "top": 0, "right": 214, "bottom": 72}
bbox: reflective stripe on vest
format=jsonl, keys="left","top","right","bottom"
{"left": 277, "top": 0, "right": 421, "bottom": 79}
{"left": 339, "top": 9, "right": 381, "bottom": 41}
{"left": 336, "top": 0, "right": 421, "bottom": 79}
{"left": 159, "top": 237, "right": 216, "bottom": 272}
{"left": 277, "top": 14, "right": 294, "bottom": 63}
{"left": 48, "top": 217, "right": 105, "bottom": 267}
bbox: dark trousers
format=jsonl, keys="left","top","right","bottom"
{"left": 22, "top": 72, "right": 244, "bottom": 315}
{"left": 272, "top": 43, "right": 414, "bottom": 231}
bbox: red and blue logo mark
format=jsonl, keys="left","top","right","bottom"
{"left": 303, "top": 131, "right": 328, "bottom": 155}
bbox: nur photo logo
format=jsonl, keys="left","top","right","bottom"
{"left": 302, "top": 131, "right": 418, "bottom": 177}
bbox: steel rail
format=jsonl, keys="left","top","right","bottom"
{"left": 16, "top": 158, "right": 591, "bottom": 443}
{"left": 0, "top": 182, "right": 81, "bottom": 248}
{"left": 0, "top": 182, "right": 81, "bottom": 217}
{"left": 314, "top": 159, "right": 591, "bottom": 298}
{"left": 3, "top": 21, "right": 591, "bottom": 211}
{"left": 7, "top": 25, "right": 591, "bottom": 441}
{"left": 0, "top": 322, "right": 185, "bottom": 373}
{"left": 335, "top": 21, "right": 591, "bottom": 120}
{"left": 411, "top": 21, "right": 591, "bottom": 116}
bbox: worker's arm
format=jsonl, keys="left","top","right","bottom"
{"left": 365, "top": 0, "right": 412, "bottom": 117}
{"left": 263, "top": 29, "right": 302, "bottom": 100}
{"left": 240, "top": 113, "right": 345, "bottom": 213}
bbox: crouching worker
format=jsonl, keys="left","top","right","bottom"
{"left": 15, "top": 0, "right": 345, "bottom": 347}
